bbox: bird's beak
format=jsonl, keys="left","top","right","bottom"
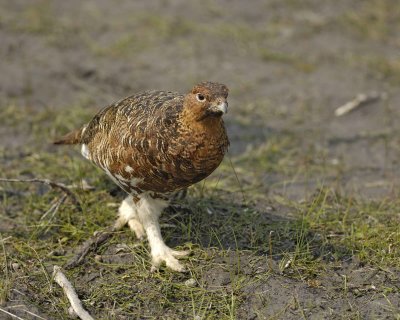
{"left": 210, "top": 101, "right": 228, "bottom": 115}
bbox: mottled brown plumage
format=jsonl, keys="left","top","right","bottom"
{"left": 55, "top": 81, "right": 229, "bottom": 271}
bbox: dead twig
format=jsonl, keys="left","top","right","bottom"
{"left": 40, "top": 195, "right": 67, "bottom": 222}
{"left": 0, "top": 178, "right": 81, "bottom": 211}
{"left": 0, "top": 307, "right": 26, "bottom": 320}
{"left": 66, "top": 179, "right": 95, "bottom": 191}
{"left": 6, "top": 305, "right": 48, "bottom": 320}
{"left": 334, "top": 92, "right": 386, "bottom": 117}
{"left": 0, "top": 236, "right": 12, "bottom": 243}
{"left": 37, "top": 195, "right": 68, "bottom": 235}
{"left": 53, "top": 266, "right": 94, "bottom": 320}
{"left": 64, "top": 226, "right": 115, "bottom": 269}
{"left": 268, "top": 231, "right": 274, "bottom": 272}
{"left": 20, "top": 309, "right": 47, "bottom": 320}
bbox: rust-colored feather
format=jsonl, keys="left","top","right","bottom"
{"left": 56, "top": 82, "right": 229, "bottom": 198}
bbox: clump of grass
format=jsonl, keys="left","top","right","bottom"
{"left": 259, "top": 49, "right": 315, "bottom": 72}
{"left": 13, "top": 0, "right": 55, "bottom": 34}
{"left": 365, "top": 56, "right": 400, "bottom": 84}
{"left": 0, "top": 234, "right": 11, "bottom": 305}
{"left": 298, "top": 188, "right": 400, "bottom": 268}
{"left": 342, "top": 0, "right": 400, "bottom": 41}
{"left": 0, "top": 100, "right": 98, "bottom": 159}
{"left": 231, "top": 134, "right": 332, "bottom": 178}
{"left": 89, "top": 14, "right": 196, "bottom": 57}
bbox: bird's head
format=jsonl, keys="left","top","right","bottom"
{"left": 184, "top": 82, "right": 229, "bottom": 122}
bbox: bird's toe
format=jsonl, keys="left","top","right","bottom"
{"left": 114, "top": 216, "right": 128, "bottom": 230}
{"left": 165, "top": 256, "right": 186, "bottom": 272}
{"left": 151, "top": 247, "right": 187, "bottom": 272}
{"left": 170, "top": 249, "right": 190, "bottom": 257}
{"left": 127, "top": 218, "right": 145, "bottom": 240}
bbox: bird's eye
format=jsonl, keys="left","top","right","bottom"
{"left": 196, "top": 94, "right": 205, "bottom": 102}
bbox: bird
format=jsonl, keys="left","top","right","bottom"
{"left": 54, "top": 81, "right": 230, "bottom": 271}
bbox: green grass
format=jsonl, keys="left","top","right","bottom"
{"left": 342, "top": 0, "right": 400, "bottom": 41}
{"left": 259, "top": 49, "right": 315, "bottom": 72}
{"left": 2, "top": 176, "right": 399, "bottom": 318}
{"left": 365, "top": 56, "right": 400, "bottom": 85}
{"left": 1, "top": 99, "right": 399, "bottom": 318}
{"left": 1, "top": 123, "right": 399, "bottom": 318}
{"left": 296, "top": 188, "right": 400, "bottom": 267}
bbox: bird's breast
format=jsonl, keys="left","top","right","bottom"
{"left": 170, "top": 122, "right": 229, "bottom": 181}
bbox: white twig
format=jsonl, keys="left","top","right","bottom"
{"left": 334, "top": 92, "right": 386, "bottom": 117}
{"left": 0, "top": 307, "right": 26, "bottom": 320}
{"left": 0, "top": 236, "right": 12, "bottom": 243}
{"left": 23, "top": 309, "right": 47, "bottom": 320}
{"left": 2, "top": 306, "right": 48, "bottom": 319}
{"left": 53, "top": 266, "right": 94, "bottom": 320}
{"left": 67, "top": 179, "right": 95, "bottom": 191}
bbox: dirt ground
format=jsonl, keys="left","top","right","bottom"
{"left": 1, "top": 0, "right": 400, "bottom": 319}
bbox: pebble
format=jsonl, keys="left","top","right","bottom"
{"left": 184, "top": 278, "right": 197, "bottom": 287}
{"left": 11, "top": 262, "right": 20, "bottom": 271}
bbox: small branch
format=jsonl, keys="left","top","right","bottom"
{"left": 0, "top": 236, "right": 12, "bottom": 243}
{"left": 64, "top": 226, "right": 115, "bottom": 269}
{"left": 0, "top": 307, "right": 26, "bottom": 320}
{"left": 334, "top": 92, "right": 386, "bottom": 117}
{"left": 6, "top": 306, "right": 48, "bottom": 320}
{"left": 0, "top": 178, "right": 81, "bottom": 211}
{"left": 40, "top": 195, "right": 67, "bottom": 222}
{"left": 268, "top": 231, "right": 274, "bottom": 273}
{"left": 53, "top": 266, "right": 94, "bottom": 320}
{"left": 37, "top": 195, "right": 68, "bottom": 235}
{"left": 21, "top": 309, "right": 47, "bottom": 320}
{"left": 0, "top": 233, "right": 9, "bottom": 288}
{"left": 67, "top": 179, "right": 95, "bottom": 191}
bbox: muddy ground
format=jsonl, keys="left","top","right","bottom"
{"left": 1, "top": 0, "right": 400, "bottom": 319}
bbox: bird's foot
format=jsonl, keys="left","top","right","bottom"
{"left": 115, "top": 196, "right": 146, "bottom": 240}
{"left": 150, "top": 246, "right": 189, "bottom": 272}
{"left": 114, "top": 217, "right": 145, "bottom": 240}
{"left": 127, "top": 218, "right": 145, "bottom": 240}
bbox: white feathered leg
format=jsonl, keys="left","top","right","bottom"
{"left": 114, "top": 196, "right": 145, "bottom": 240}
{"left": 136, "top": 194, "right": 188, "bottom": 272}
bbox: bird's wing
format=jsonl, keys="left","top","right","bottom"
{"left": 81, "top": 91, "right": 185, "bottom": 194}
{"left": 81, "top": 91, "right": 182, "bottom": 146}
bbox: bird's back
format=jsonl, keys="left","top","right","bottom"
{"left": 82, "top": 90, "right": 183, "bottom": 145}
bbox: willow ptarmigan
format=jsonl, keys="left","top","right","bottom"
{"left": 55, "top": 81, "right": 229, "bottom": 271}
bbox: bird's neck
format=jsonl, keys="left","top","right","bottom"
{"left": 180, "top": 111, "right": 224, "bottom": 135}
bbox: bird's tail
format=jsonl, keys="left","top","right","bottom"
{"left": 53, "top": 127, "right": 84, "bottom": 145}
